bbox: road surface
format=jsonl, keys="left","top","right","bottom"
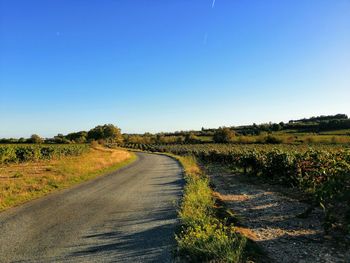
{"left": 0, "top": 152, "right": 183, "bottom": 262}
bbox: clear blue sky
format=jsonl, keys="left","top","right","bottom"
{"left": 1, "top": 0, "right": 349, "bottom": 137}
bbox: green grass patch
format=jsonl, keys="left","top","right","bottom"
{"left": 319, "top": 129, "right": 350, "bottom": 135}
{"left": 173, "top": 155, "right": 249, "bottom": 262}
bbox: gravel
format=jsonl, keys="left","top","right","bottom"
{"left": 209, "top": 171, "right": 350, "bottom": 263}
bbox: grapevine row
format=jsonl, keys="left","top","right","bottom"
{"left": 124, "top": 143, "right": 350, "bottom": 234}
{"left": 0, "top": 144, "right": 89, "bottom": 164}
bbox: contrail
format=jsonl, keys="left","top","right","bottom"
{"left": 203, "top": 0, "right": 215, "bottom": 45}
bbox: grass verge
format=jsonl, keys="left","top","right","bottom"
{"left": 123, "top": 148, "right": 266, "bottom": 261}
{"left": 0, "top": 146, "right": 136, "bottom": 211}
{"left": 172, "top": 154, "right": 250, "bottom": 262}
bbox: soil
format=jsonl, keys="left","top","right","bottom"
{"left": 207, "top": 166, "right": 350, "bottom": 263}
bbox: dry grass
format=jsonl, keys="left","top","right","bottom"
{"left": 176, "top": 155, "right": 202, "bottom": 176}
{"left": 0, "top": 146, "right": 136, "bottom": 211}
{"left": 234, "top": 227, "right": 259, "bottom": 241}
{"left": 213, "top": 191, "right": 249, "bottom": 202}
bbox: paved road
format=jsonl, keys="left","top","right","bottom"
{"left": 0, "top": 152, "right": 183, "bottom": 263}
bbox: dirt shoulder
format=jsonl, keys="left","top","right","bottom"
{"left": 206, "top": 165, "right": 350, "bottom": 263}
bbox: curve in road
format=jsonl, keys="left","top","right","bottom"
{"left": 0, "top": 152, "right": 183, "bottom": 263}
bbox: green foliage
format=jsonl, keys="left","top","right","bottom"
{"left": 53, "top": 134, "right": 72, "bottom": 144}
{"left": 87, "top": 124, "right": 123, "bottom": 143}
{"left": 65, "top": 131, "right": 88, "bottom": 143}
{"left": 179, "top": 176, "right": 214, "bottom": 226}
{"left": 0, "top": 146, "right": 17, "bottom": 163}
{"left": 185, "top": 133, "right": 201, "bottom": 144}
{"left": 213, "top": 128, "right": 236, "bottom": 143}
{"left": 126, "top": 143, "right": 350, "bottom": 234}
{"left": 29, "top": 134, "right": 43, "bottom": 144}
{"left": 155, "top": 135, "right": 184, "bottom": 144}
{"left": 177, "top": 220, "right": 246, "bottom": 262}
{"left": 175, "top": 155, "right": 246, "bottom": 262}
{"left": 236, "top": 114, "right": 350, "bottom": 135}
{"left": 264, "top": 134, "right": 283, "bottom": 144}
{"left": 0, "top": 144, "right": 89, "bottom": 164}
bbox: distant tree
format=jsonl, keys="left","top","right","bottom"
{"left": 29, "top": 134, "right": 43, "bottom": 144}
{"left": 258, "top": 123, "right": 270, "bottom": 132}
{"left": 66, "top": 131, "right": 87, "bottom": 143}
{"left": 272, "top": 123, "right": 282, "bottom": 131}
{"left": 213, "top": 128, "right": 235, "bottom": 143}
{"left": 53, "top": 134, "right": 65, "bottom": 143}
{"left": 87, "top": 124, "right": 123, "bottom": 143}
{"left": 18, "top": 137, "right": 26, "bottom": 143}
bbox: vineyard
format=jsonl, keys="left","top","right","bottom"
{"left": 0, "top": 144, "right": 89, "bottom": 164}
{"left": 125, "top": 143, "right": 350, "bottom": 234}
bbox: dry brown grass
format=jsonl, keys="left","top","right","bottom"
{"left": 176, "top": 155, "right": 202, "bottom": 176}
{"left": 0, "top": 146, "right": 135, "bottom": 211}
{"left": 234, "top": 226, "right": 259, "bottom": 241}
{"left": 213, "top": 191, "right": 249, "bottom": 202}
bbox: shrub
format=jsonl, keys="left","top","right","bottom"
{"left": 264, "top": 135, "right": 282, "bottom": 144}
{"left": 213, "top": 128, "right": 236, "bottom": 143}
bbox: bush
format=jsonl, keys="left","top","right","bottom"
{"left": 264, "top": 135, "right": 282, "bottom": 144}
{"left": 213, "top": 128, "right": 236, "bottom": 143}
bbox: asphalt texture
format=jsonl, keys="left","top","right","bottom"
{"left": 0, "top": 152, "right": 183, "bottom": 263}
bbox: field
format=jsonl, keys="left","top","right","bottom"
{"left": 0, "top": 144, "right": 135, "bottom": 210}
{"left": 195, "top": 132, "right": 350, "bottom": 144}
{"left": 125, "top": 143, "right": 350, "bottom": 235}
{"left": 0, "top": 140, "right": 349, "bottom": 261}
{"left": 319, "top": 129, "right": 350, "bottom": 135}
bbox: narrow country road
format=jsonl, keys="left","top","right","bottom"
{"left": 0, "top": 152, "right": 183, "bottom": 263}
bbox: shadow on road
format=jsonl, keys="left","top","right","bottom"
{"left": 69, "top": 175, "right": 184, "bottom": 262}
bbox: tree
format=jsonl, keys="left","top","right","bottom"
{"left": 29, "top": 134, "right": 43, "bottom": 144}
{"left": 87, "top": 124, "right": 123, "bottom": 143}
{"left": 213, "top": 128, "right": 235, "bottom": 143}
{"left": 272, "top": 123, "right": 282, "bottom": 131}
{"left": 18, "top": 137, "right": 26, "bottom": 143}
{"left": 66, "top": 131, "right": 87, "bottom": 143}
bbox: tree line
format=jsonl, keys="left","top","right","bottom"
{"left": 1, "top": 114, "right": 349, "bottom": 145}
{"left": 0, "top": 124, "right": 123, "bottom": 144}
